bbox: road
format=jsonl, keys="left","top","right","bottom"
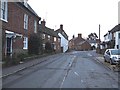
{"left": 2, "top": 51, "right": 119, "bottom": 88}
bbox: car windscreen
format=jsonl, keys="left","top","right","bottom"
{"left": 111, "top": 50, "right": 120, "bottom": 55}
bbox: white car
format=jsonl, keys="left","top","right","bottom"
{"left": 104, "top": 49, "right": 120, "bottom": 65}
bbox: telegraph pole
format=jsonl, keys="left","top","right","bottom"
{"left": 99, "top": 24, "right": 101, "bottom": 53}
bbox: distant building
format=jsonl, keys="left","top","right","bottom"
{"left": 1, "top": 1, "right": 41, "bottom": 58}
{"left": 38, "top": 20, "right": 61, "bottom": 53}
{"left": 55, "top": 25, "right": 69, "bottom": 52}
{"left": 69, "top": 34, "right": 91, "bottom": 51}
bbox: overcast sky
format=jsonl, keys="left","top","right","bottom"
{"left": 28, "top": 0, "right": 119, "bottom": 40}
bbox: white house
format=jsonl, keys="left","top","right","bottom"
{"left": 55, "top": 25, "right": 68, "bottom": 52}
{"left": 115, "top": 30, "right": 120, "bottom": 49}
{"left": 103, "top": 24, "right": 120, "bottom": 49}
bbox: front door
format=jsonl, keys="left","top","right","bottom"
{"left": 6, "top": 38, "right": 12, "bottom": 56}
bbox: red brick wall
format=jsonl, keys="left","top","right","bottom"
{"left": 2, "top": 2, "right": 40, "bottom": 57}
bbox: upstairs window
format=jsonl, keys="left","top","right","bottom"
{"left": 42, "top": 34, "right": 45, "bottom": 39}
{"left": 34, "top": 20, "right": 37, "bottom": 33}
{"left": 24, "top": 14, "right": 28, "bottom": 30}
{"left": 54, "top": 37, "right": 56, "bottom": 42}
{"left": 48, "top": 35, "right": 50, "bottom": 41}
{"left": 0, "top": 0, "right": 8, "bottom": 22}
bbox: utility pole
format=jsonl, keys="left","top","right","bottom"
{"left": 99, "top": 24, "right": 101, "bottom": 53}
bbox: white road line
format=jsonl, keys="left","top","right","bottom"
{"left": 74, "top": 72, "right": 79, "bottom": 77}
{"left": 87, "top": 53, "right": 92, "bottom": 56}
{"left": 60, "top": 72, "right": 67, "bottom": 88}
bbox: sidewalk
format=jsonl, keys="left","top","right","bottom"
{"left": 95, "top": 54, "right": 119, "bottom": 72}
{"left": 2, "top": 53, "right": 58, "bottom": 78}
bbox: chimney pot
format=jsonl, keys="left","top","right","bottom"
{"left": 60, "top": 24, "right": 63, "bottom": 30}
{"left": 78, "top": 34, "right": 82, "bottom": 38}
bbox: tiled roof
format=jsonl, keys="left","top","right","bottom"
{"left": 38, "top": 24, "right": 60, "bottom": 38}
{"left": 17, "top": 2, "right": 40, "bottom": 19}
{"left": 55, "top": 29, "right": 68, "bottom": 40}
{"left": 110, "top": 24, "right": 120, "bottom": 33}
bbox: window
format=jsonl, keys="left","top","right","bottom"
{"left": 23, "top": 37, "right": 28, "bottom": 49}
{"left": 42, "top": 44, "right": 45, "bottom": 50}
{"left": 48, "top": 35, "right": 50, "bottom": 40}
{"left": 42, "top": 34, "right": 45, "bottom": 39}
{"left": 1, "top": 0, "right": 8, "bottom": 21}
{"left": 34, "top": 20, "right": 37, "bottom": 33}
{"left": 24, "top": 14, "right": 28, "bottom": 30}
{"left": 119, "top": 33, "right": 120, "bottom": 39}
{"left": 54, "top": 37, "right": 56, "bottom": 42}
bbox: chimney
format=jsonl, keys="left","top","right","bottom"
{"left": 73, "top": 35, "right": 75, "bottom": 39}
{"left": 41, "top": 19, "right": 46, "bottom": 26}
{"left": 60, "top": 24, "right": 63, "bottom": 30}
{"left": 78, "top": 33, "right": 82, "bottom": 38}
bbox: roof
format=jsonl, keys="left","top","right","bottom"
{"left": 55, "top": 29, "right": 68, "bottom": 40}
{"left": 17, "top": 2, "right": 41, "bottom": 19}
{"left": 38, "top": 24, "right": 60, "bottom": 38}
{"left": 110, "top": 24, "right": 120, "bottom": 33}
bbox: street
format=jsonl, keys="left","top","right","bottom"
{"left": 2, "top": 51, "right": 119, "bottom": 88}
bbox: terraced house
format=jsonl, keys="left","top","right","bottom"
{"left": 1, "top": 0, "right": 41, "bottom": 59}
{"left": 38, "top": 20, "right": 61, "bottom": 53}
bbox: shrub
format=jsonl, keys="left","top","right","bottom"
{"left": 28, "top": 34, "right": 42, "bottom": 55}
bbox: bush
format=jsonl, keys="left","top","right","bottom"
{"left": 45, "top": 42, "right": 54, "bottom": 53}
{"left": 28, "top": 34, "right": 42, "bottom": 55}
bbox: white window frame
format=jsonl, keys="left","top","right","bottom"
{"left": 0, "top": 0, "right": 8, "bottom": 22}
{"left": 34, "top": 20, "right": 37, "bottom": 33}
{"left": 54, "top": 37, "right": 56, "bottom": 42}
{"left": 48, "top": 35, "right": 50, "bottom": 40}
{"left": 23, "top": 37, "right": 28, "bottom": 49}
{"left": 24, "top": 14, "right": 28, "bottom": 30}
{"left": 42, "top": 34, "right": 45, "bottom": 39}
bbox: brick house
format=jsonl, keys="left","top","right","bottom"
{"left": 1, "top": 1, "right": 41, "bottom": 58}
{"left": 69, "top": 34, "right": 91, "bottom": 51}
{"left": 38, "top": 20, "right": 61, "bottom": 53}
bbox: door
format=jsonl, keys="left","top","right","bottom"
{"left": 6, "top": 38, "right": 12, "bottom": 56}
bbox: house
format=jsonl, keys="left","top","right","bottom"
{"left": 1, "top": 0, "right": 41, "bottom": 58}
{"left": 55, "top": 25, "right": 69, "bottom": 52}
{"left": 87, "top": 33, "right": 99, "bottom": 49}
{"left": 102, "top": 24, "right": 120, "bottom": 49}
{"left": 69, "top": 34, "right": 91, "bottom": 51}
{"left": 38, "top": 20, "right": 61, "bottom": 53}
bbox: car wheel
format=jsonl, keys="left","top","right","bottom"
{"left": 110, "top": 59, "right": 114, "bottom": 65}
{"left": 104, "top": 58, "right": 107, "bottom": 62}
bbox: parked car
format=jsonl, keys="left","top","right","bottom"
{"left": 104, "top": 49, "right": 120, "bottom": 65}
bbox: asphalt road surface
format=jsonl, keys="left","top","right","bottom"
{"left": 2, "top": 51, "right": 119, "bottom": 88}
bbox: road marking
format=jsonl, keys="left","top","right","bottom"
{"left": 60, "top": 72, "right": 68, "bottom": 89}
{"left": 74, "top": 72, "right": 79, "bottom": 77}
{"left": 87, "top": 53, "right": 92, "bottom": 56}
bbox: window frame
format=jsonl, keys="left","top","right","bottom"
{"left": 24, "top": 14, "right": 28, "bottom": 30}
{"left": 23, "top": 37, "right": 28, "bottom": 49}
{"left": 0, "top": 0, "right": 8, "bottom": 22}
{"left": 34, "top": 20, "right": 37, "bottom": 33}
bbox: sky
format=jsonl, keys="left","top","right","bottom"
{"left": 28, "top": 0, "right": 119, "bottom": 41}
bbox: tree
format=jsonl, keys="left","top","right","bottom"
{"left": 28, "top": 33, "right": 42, "bottom": 55}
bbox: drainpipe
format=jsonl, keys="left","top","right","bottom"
{"left": 0, "top": 21, "right": 2, "bottom": 90}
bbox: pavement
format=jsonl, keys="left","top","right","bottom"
{"left": 95, "top": 54, "right": 120, "bottom": 72}
{"left": 1, "top": 53, "right": 60, "bottom": 78}
{"left": 1, "top": 52, "right": 119, "bottom": 78}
